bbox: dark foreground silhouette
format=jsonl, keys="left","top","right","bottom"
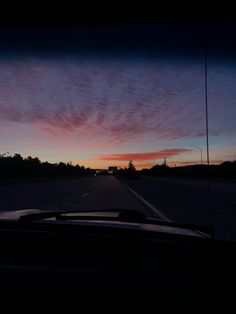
{"left": 140, "top": 161, "right": 236, "bottom": 179}
{"left": 0, "top": 153, "right": 235, "bottom": 179}
{"left": 0, "top": 153, "right": 95, "bottom": 178}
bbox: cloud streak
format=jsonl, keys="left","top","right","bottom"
{"left": 0, "top": 58, "right": 208, "bottom": 145}
{"left": 98, "top": 149, "right": 192, "bottom": 162}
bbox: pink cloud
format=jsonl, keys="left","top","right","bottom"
{"left": 98, "top": 148, "right": 192, "bottom": 162}
{"left": 1, "top": 58, "right": 234, "bottom": 149}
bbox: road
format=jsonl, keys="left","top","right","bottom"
{"left": 0, "top": 176, "right": 153, "bottom": 216}
{"left": 0, "top": 175, "right": 235, "bottom": 240}
{"left": 122, "top": 176, "right": 236, "bottom": 240}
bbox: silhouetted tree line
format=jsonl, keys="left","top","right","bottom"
{"left": 0, "top": 153, "right": 95, "bottom": 178}
{"left": 140, "top": 161, "right": 236, "bottom": 178}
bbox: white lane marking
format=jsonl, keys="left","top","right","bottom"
{"left": 192, "top": 229, "right": 210, "bottom": 237}
{"left": 120, "top": 181, "right": 171, "bottom": 222}
{"left": 80, "top": 192, "right": 91, "bottom": 198}
{"left": 119, "top": 179, "right": 209, "bottom": 237}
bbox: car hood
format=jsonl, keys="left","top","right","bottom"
{"left": 0, "top": 209, "right": 209, "bottom": 238}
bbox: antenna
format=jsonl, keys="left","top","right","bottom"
{"left": 163, "top": 157, "right": 167, "bottom": 166}
{"left": 204, "top": 38, "right": 214, "bottom": 239}
{"left": 205, "top": 46, "right": 210, "bottom": 168}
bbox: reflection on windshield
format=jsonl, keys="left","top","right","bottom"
{"left": 0, "top": 23, "right": 235, "bottom": 241}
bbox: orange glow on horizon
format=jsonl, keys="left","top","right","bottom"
{"left": 71, "top": 159, "right": 223, "bottom": 170}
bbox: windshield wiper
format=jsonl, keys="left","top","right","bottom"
{"left": 18, "top": 208, "right": 212, "bottom": 235}
{"left": 18, "top": 209, "right": 147, "bottom": 223}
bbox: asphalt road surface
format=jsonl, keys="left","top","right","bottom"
{"left": 0, "top": 176, "right": 153, "bottom": 216}
{"left": 0, "top": 175, "right": 235, "bottom": 240}
{"left": 122, "top": 176, "right": 236, "bottom": 240}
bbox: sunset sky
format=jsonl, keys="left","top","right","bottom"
{"left": 0, "top": 23, "right": 235, "bottom": 169}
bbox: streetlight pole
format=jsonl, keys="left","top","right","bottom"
{"left": 190, "top": 145, "right": 203, "bottom": 165}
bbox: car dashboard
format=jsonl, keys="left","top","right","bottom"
{"left": 0, "top": 220, "right": 235, "bottom": 307}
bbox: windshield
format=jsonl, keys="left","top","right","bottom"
{"left": 0, "top": 22, "right": 235, "bottom": 240}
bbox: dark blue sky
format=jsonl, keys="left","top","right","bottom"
{"left": 0, "top": 22, "right": 235, "bottom": 58}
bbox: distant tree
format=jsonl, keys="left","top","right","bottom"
{"left": 25, "top": 156, "right": 41, "bottom": 165}
{"left": 128, "top": 160, "right": 136, "bottom": 171}
{"left": 13, "top": 153, "right": 23, "bottom": 161}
